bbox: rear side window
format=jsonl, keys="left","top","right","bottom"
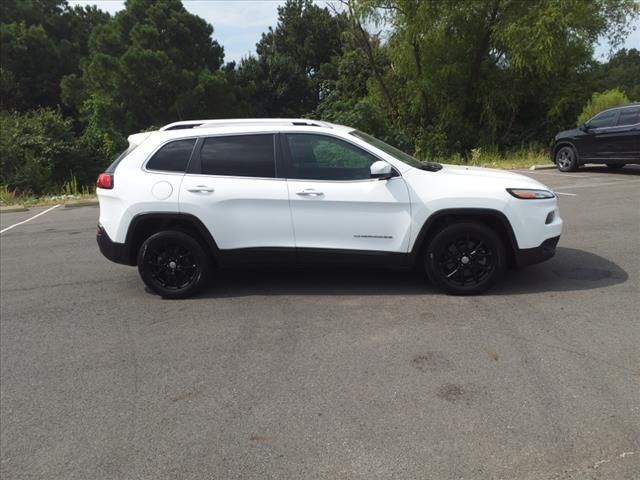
{"left": 589, "top": 110, "right": 618, "bottom": 128}
{"left": 200, "top": 134, "right": 275, "bottom": 178}
{"left": 106, "top": 146, "right": 136, "bottom": 173}
{"left": 617, "top": 107, "right": 640, "bottom": 126}
{"left": 146, "top": 139, "right": 196, "bottom": 172}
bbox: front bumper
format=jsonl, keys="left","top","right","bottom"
{"left": 514, "top": 235, "right": 559, "bottom": 268}
{"left": 97, "top": 225, "right": 133, "bottom": 265}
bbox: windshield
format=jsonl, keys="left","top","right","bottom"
{"left": 350, "top": 130, "right": 439, "bottom": 170}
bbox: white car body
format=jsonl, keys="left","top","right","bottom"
{"left": 97, "top": 119, "right": 562, "bottom": 295}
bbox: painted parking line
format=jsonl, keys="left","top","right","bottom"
{"left": 552, "top": 179, "right": 640, "bottom": 190}
{"left": 554, "top": 192, "right": 577, "bottom": 197}
{"left": 0, "top": 204, "right": 61, "bottom": 234}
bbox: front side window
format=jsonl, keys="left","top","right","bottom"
{"left": 285, "top": 134, "right": 378, "bottom": 180}
{"left": 617, "top": 107, "right": 640, "bottom": 126}
{"left": 200, "top": 134, "right": 275, "bottom": 178}
{"left": 589, "top": 110, "right": 618, "bottom": 129}
{"left": 146, "top": 139, "right": 196, "bottom": 172}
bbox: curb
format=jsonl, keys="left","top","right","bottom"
{"left": 0, "top": 205, "right": 28, "bottom": 213}
{"left": 64, "top": 199, "right": 99, "bottom": 209}
{"left": 529, "top": 164, "right": 557, "bottom": 171}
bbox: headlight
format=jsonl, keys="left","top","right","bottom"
{"left": 506, "top": 188, "right": 555, "bottom": 199}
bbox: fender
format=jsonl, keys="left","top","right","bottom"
{"left": 409, "top": 208, "right": 519, "bottom": 264}
{"left": 124, "top": 212, "right": 220, "bottom": 265}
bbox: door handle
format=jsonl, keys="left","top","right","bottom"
{"left": 187, "top": 185, "right": 215, "bottom": 193}
{"left": 296, "top": 189, "right": 324, "bottom": 197}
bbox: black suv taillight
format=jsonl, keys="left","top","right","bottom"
{"left": 96, "top": 172, "right": 113, "bottom": 189}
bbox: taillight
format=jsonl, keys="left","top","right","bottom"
{"left": 96, "top": 172, "right": 113, "bottom": 189}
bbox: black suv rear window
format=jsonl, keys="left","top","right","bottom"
{"left": 200, "top": 134, "right": 275, "bottom": 178}
{"left": 147, "top": 139, "right": 196, "bottom": 172}
{"left": 617, "top": 107, "right": 640, "bottom": 126}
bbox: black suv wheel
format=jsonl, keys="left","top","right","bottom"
{"left": 555, "top": 146, "right": 578, "bottom": 172}
{"left": 137, "top": 230, "right": 209, "bottom": 299}
{"left": 424, "top": 222, "right": 505, "bottom": 295}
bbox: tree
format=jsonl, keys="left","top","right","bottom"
{"left": 237, "top": 0, "right": 347, "bottom": 116}
{"left": 349, "top": 0, "right": 639, "bottom": 156}
{"left": 0, "top": 1, "right": 109, "bottom": 111}
{"left": 77, "top": 0, "right": 228, "bottom": 133}
{"left": 576, "top": 89, "right": 630, "bottom": 125}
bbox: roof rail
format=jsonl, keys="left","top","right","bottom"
{"left": 159, "top": 118, "right": 333, "bottom": 131}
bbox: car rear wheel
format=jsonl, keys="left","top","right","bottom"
{"left": 424, "top": 222, "right": 505, "bottom": 295}
{"left": 555, "top": 146, "right": 578, "bottom": 172}
{"left": 137, "top": 230, "right": 210, "bottom": 299}
{"left": 606, "top": 163, "right": 625, "bottom": 170}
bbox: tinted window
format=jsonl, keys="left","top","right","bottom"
{"left": 617, "top": 107, "right": 640, "bottom": 126}
{"left": 589, "top": 110, "right": 618, "bottom": 128}
{"left": 200, "top": 135, "right": 275, "bottom": 178}
{"left": 285, "top": 134, "right": 378, "bottom": 180}
{"left": 147, "top": 139, "right": 196, "bottom": 172}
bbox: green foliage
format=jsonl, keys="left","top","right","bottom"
{"left": 237, "top": 0, "right": 347, "bottom": 116}
{"left": 576, "top": 89, "right": 630, "bottom": 125}
{"left": 0, "top": 109, "right": 75, "bottom": 193}
{"left": 79, "top": 0, "right": 226, "bottom": 133}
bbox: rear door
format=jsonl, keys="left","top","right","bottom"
{"left": 282, "top": 133, "right": 412, "bottom": 253}
{"left": 179, "top": 133, "right": 294, "bottom": 250}
{"left": 614, "top": 106, "right": 640, "bottom": 160}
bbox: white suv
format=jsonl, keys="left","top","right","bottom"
{"left": 96, "top": 119, "right": 563, "bottom": 298}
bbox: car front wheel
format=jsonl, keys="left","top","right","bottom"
{"left": 137, "top": 230, "right": 210, "bottom": 299}
{"left": 555, "top": 146, "right": 578, "bottom": 172}
{"left": 424, "top": 222, "right": 505, "bottom": 295}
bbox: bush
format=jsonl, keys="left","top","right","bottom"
{"left": 576, "top": 89, "right": 630, "bottom": 126}
{"left": 0, "top": 109, "right": 77, "bottom": 194}
{"left": 0, "top": 108, "right": 116, "bottom": 194}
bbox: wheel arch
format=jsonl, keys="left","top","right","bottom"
{"left": 411, "top": 208, "right": 519, "bottom": 267}
{"left": 553, "top": 141, "right": 579, "bottom": 162}
{"left": 124, "top": 213, "right": 219, "bottom": 266}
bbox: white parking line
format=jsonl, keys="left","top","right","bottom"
{"left": 554, "top": 192, "right": 577, "bottom": 196}
{"left": 553, "top": 179, "right": 640, "bottom": 190}
{"left": 0, "top": 204, "right": 61, "bottom": 234}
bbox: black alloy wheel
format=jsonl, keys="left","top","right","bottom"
{"left": 137, "top": 230, "right": 209, "bottom": 299}
{"left": 424, "top": 222, "right": 505, "bottom": 295}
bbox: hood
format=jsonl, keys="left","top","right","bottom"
{"left": 438, "top": 164, "right": 545, "bottom": 188}
{"left": 555, "top": 128, "right": 581, "bottom": 139}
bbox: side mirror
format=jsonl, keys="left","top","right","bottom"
{"left": 370, "top": 160, "right": 394, "bottom": 180}
{"left": 579, "top": 123, "right": 589, "bottom": 132}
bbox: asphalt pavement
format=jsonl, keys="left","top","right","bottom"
{"left": 1, "top": 165, "right": 639, "bottom": 479}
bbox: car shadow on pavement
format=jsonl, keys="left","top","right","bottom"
{"left": 577, "top": 165, "right": 640, "bottom": 176}
{"left": 196, "top": 247, "right": 627, "bottom": 298}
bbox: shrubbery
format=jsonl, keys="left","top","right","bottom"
{"left": 0, "top": 109, "right": 111, "bottom": 194}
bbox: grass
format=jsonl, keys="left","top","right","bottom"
{"left": 433, "top": 147, "right": 551, "bottom": 169}
{"left": 0, "top": 183, "right": 96, "bottom": 208}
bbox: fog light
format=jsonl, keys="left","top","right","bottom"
{"left": 545, "top": 211, "right": 555, "bottom": 224}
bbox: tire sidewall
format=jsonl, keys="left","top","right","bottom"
{"left": 137, "top": 230, "right": 209, "bottom": 299}
{"left": 424, "top": 222, "right": 505, "bottom": 295}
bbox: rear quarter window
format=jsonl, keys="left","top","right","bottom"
{"left": 146, "top": 139, "right": 197, "bottom": 172}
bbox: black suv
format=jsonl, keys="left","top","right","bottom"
{"left": 551, "top": 103, "right": 640, "bottom": 172}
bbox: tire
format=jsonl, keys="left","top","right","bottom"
{"left": 606, "top": 163, "right": 625, "bottom": 170}
{"left": 424, "top": 222, "right": 505, "bottom": 295}
{"left": 137, "top": 230, "right": 210, "bottom": 299}
{"left": 555, "top": 146, "right": 578, "bottom": 172}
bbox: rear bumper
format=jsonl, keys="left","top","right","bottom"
{"left": 97, "top": 225, "right": 133, "bottom": 265}
{"left": 514, "top": 236, "right": 559, "bottom": 268}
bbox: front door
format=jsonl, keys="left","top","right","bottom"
{"left": 282, "top": 133, "right": 412, "bottom": 253}
{"left": 179, "top": 133, "right": 294, "bottom": 250}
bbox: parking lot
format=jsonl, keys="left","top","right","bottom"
{"left": 1, "top": 166, "right": 639, "bottom": 479}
